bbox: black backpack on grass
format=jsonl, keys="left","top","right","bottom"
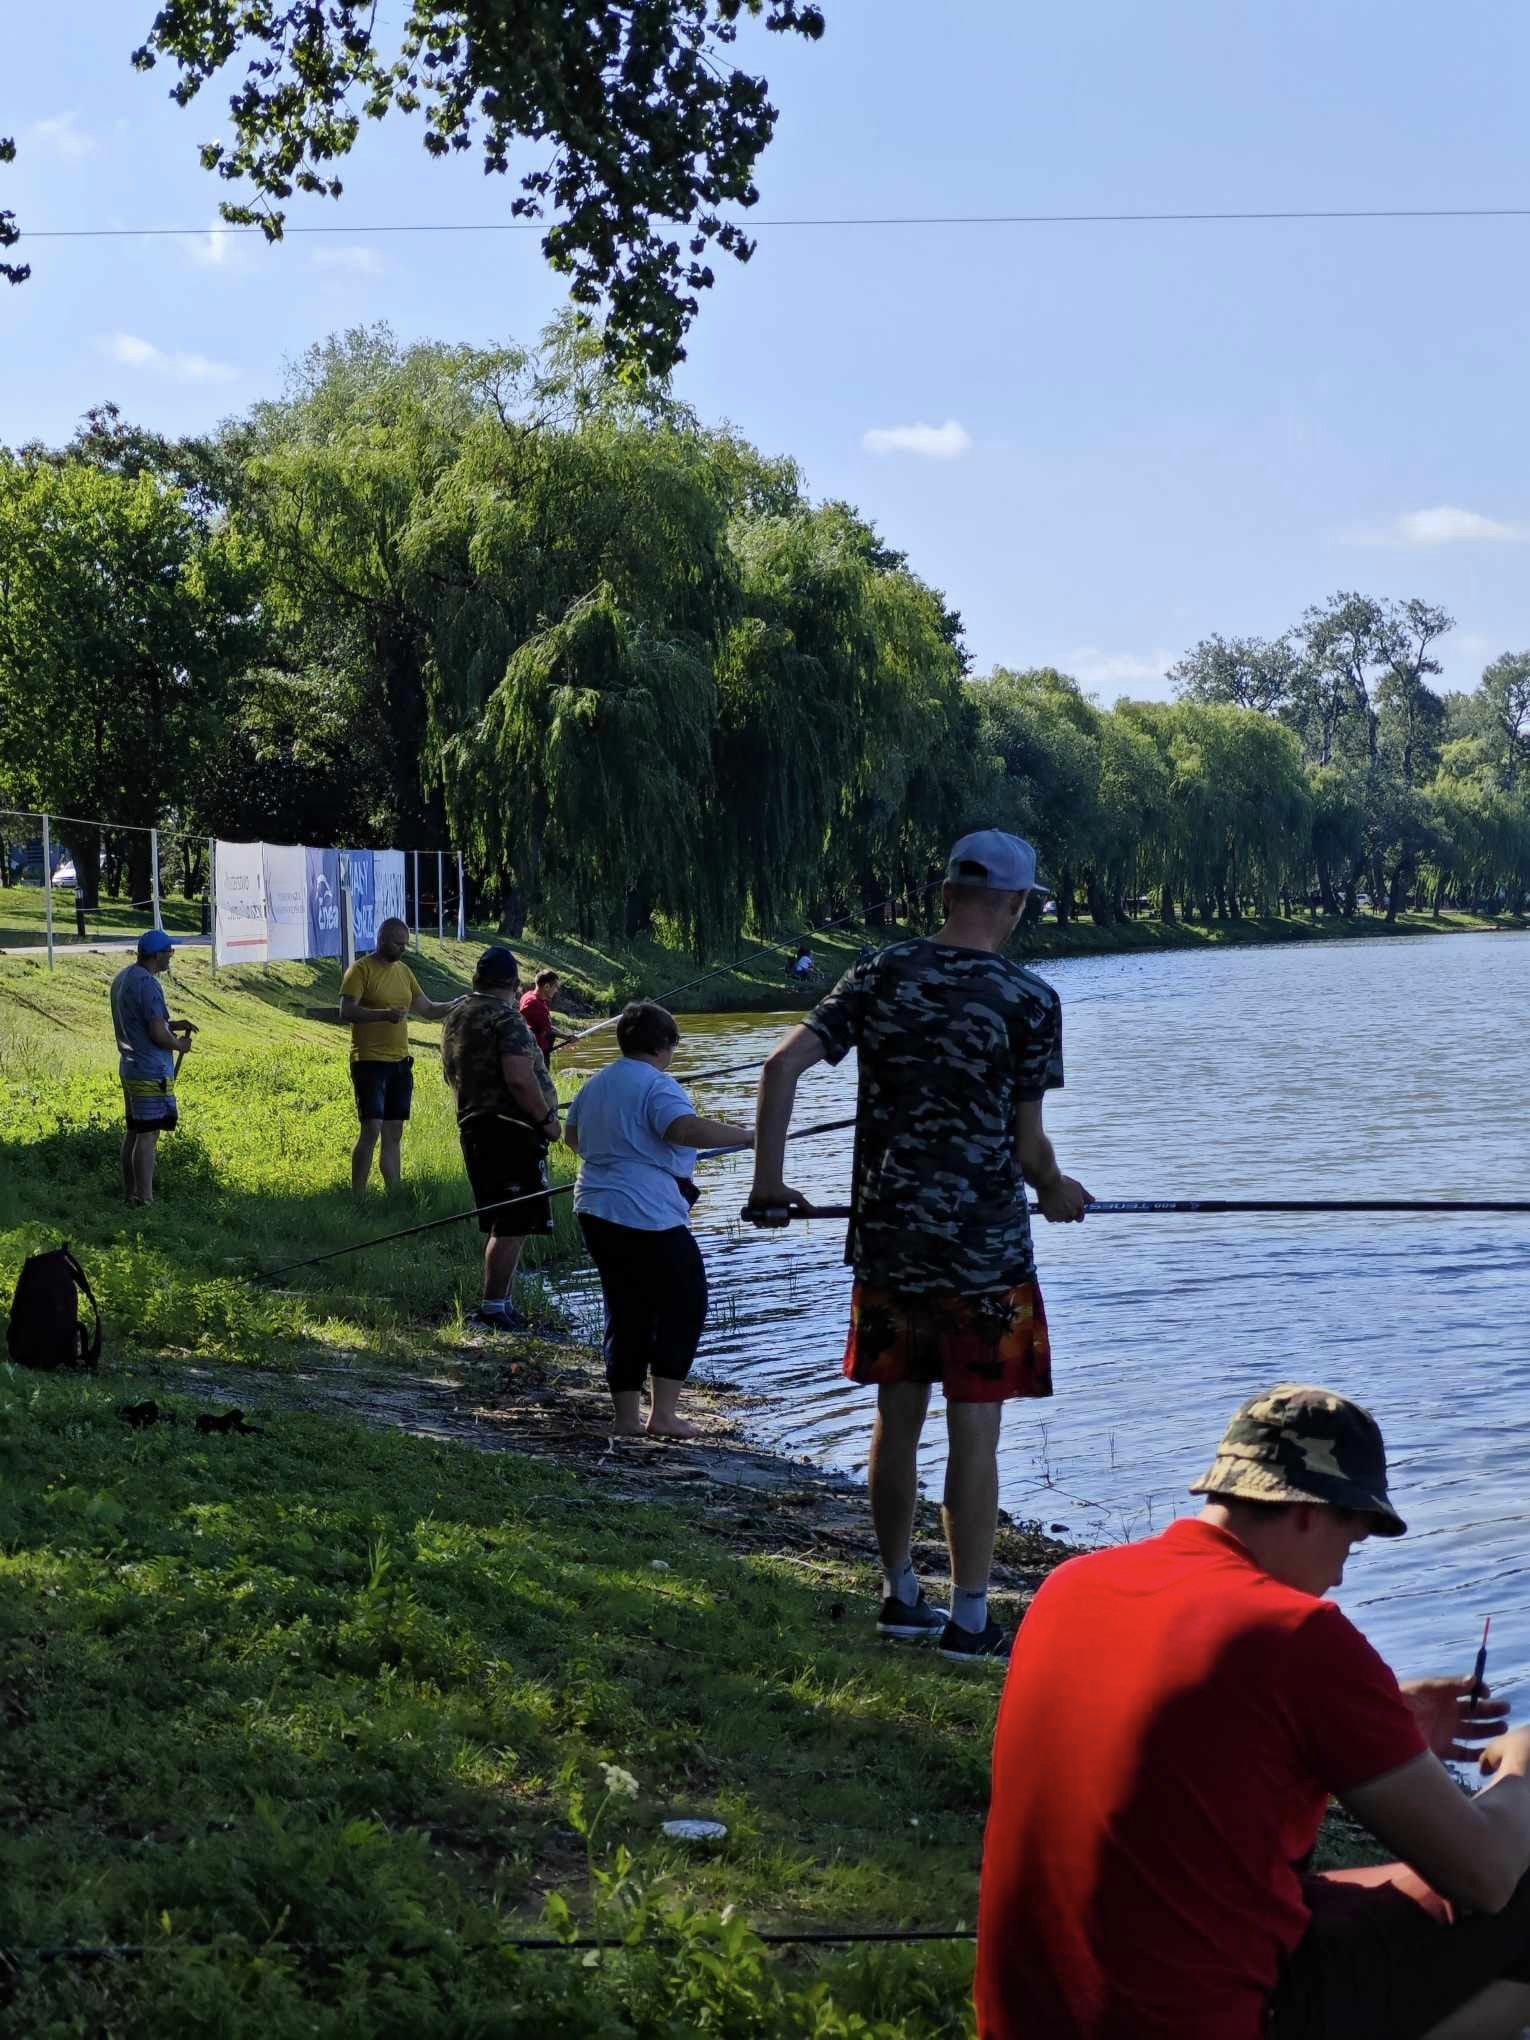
{"left": 6, "top": 1246, "right": 102, "bottom": 1372}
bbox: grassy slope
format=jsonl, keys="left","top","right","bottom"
{"left": 0, "top": 947, "right": 984, "bottom": 2035}
{"left": 1, "top": 1371, "right": 984, "bottom": 2037}
{"left": 0, "top": 939, "right": 1383, "bottom": 2034}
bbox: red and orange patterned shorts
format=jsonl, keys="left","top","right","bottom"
{"left": 842, "top": 1281, "right": 1053, "bottom": 1404}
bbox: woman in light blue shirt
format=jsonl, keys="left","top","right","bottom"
{"left": 563, "top": 1001, "right": 752, "bottom": 1438}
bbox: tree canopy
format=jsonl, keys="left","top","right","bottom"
{"left": 6, "top": 319, "right": 1530, "bottom": 943}
{"left": 6, "top": 2, "right": 825, "bottom": 373}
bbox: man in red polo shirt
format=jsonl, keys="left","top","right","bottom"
{"left": 977, "top": 1385, "right": 1530, "bottom": 2040}
{"left": 519, "top": 970, "right": 573, "bottom": 1062}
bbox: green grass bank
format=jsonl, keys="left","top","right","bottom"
{"left": 0, "top": 943, "right": 999, "bottom": 2034}
{"left": 0, "top": 932, "right": 1388, "bottom": 2034}
{"left": 4, "top": 881, "right": 1526, "bottom": 1019}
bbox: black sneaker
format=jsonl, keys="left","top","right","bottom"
{"left": 876, "top": 1593, "right": 948, "bottom": 1643}
{"left": 937, "top": 1617, "right": 1010, "bottom": 1664}
{"left": 468, "top": 1306, "right": 528, "bottom": 1334}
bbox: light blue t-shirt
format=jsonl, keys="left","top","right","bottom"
{"left": 110, "top": 962, "right": 175, "bottom": 1082}
{"left": 566, "top": 1058, "right": 698, "bottom": 1231}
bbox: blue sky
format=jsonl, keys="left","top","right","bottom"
{"left": 6, "top": 0, "right": 1530, "bottom": 696}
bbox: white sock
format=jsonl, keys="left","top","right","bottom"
{"left": 951, "top": 1586, "right": 989, "bottom": 1634}
{"left": 884, "top": 1559, "right": 919, "bottom": 1605}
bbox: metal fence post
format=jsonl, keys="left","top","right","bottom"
{"left": 340, "top": 883, "right": 356, "bottom": 973}
{"left": 437, "top": 851, "right": 444, "bottom": 942}
{"left": 208, "top": 837, "right": 218, "bottom": 974}
{"left": 41, "top": 814, "right": 55, "bottom": 971}
{"left": 456, "top": 853, "right": 466, "bottom": 940}
{"left": 411, "top": 849, "right": 420, "bottom": 951}
{"left": 151, "top": 828, "right": 163, "bottom": 931}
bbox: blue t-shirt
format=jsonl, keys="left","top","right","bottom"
{"left": 565, "top": 1058, "right": 697, "bottom": 1231}
{"left": 110, "top": 962, "right": 175, "bottom": 1082}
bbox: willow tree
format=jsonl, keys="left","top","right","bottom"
{"left": 443, "top": 584, "right": 716, "bottom": 944}
{"left": 713, "top": 507, "right": 877, "bottom": 931}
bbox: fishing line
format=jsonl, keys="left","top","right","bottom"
{"left": 3, "top": 1925, "right": 975, "bottom": 1967}
{"left": 258, "top": 1119, "right": 855, "bottom": 1278}
{"left": 740, "top": 1198, "right": 1530, "bottom": 1225}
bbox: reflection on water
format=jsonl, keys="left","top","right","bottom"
{"left": 559, "top": 931, "right": 1530, "bottom": 1689}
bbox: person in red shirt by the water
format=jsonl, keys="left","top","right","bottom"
{"left": 519, "top": 970, "right": 573, "bottom": 1062}
{"left": 976, "top": 1384, "right": 1530, "bottom": 2040}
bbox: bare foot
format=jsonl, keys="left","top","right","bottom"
{"left": 609, "top": 1418, "right": 648, "bottom": 1438}
{"left": 646, "top": 1416, "right": 702, "bottom": 1441}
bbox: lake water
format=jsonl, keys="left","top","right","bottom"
{"left": 560, "top": 931, "right": 1530, "bottom": 1692}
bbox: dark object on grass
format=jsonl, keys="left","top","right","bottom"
{"left": 194, "top": 1408, "right": 263, "bottom": 1437}
{"left": 117, "top": 1400, "right": 171, "bottom": 1429}
{"left": 5, "top": 1246, "right": 101, "bottom": 1371}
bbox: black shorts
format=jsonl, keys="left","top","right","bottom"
{"left": 351, "top": 1057, "right": 414, "bottom": 1124}
{"left": 1268, "top": 1864, "right": 1530, "bottom": 2038}
{"left": 458, "top": 1116, "right": 554, "bottom": 1237}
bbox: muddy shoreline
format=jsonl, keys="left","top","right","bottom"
{"left": 130, "top": 1336, "right": 1079, "bottom": 1598}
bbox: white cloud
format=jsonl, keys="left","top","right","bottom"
{"left": 101, "top": 332, "right": 238, "bottom": 386}
{"left": 1065, "top": 646, "right": 1175, "bottom": 689}
{"left": 309, "top": 245, "right": 385, "bottom": 276}
{"left": 30, "top": 112, "right": 94, "bottom": 160}
{"left": 1344, "top": 505, "right": 1530, "bottom": 547}
{"left": 862, "top": 419, "right": 973, "bottom": 460}
{"left": 189, "top": 224, "right": 237, "bottom": 269}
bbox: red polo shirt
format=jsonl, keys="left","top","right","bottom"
{"left": 519, "top": 990, "right": 555, "bottom": 1057}
{"left": 976, "top": 1518, "right": 1425, "bottom": 2040}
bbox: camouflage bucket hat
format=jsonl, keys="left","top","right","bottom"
{"left": 1189, "top": 1383, "right": 1407, "bottom": 1536}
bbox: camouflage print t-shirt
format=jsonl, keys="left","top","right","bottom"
{"left": 441, "top": 993, "right": 558, "bottom": 1125}
{"left": 805, "top": 939, "right": 1064, "bottom": 1296}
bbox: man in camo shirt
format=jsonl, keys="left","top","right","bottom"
{"left": 750, "top": 831, "right": 1091, "bottom": 1663}
{"left": 441, "top": 946, "right": 561, "bottom": 1333}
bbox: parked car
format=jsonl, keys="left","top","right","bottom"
{"left": 51, "top": 859, "right": 77, "bottom": 888}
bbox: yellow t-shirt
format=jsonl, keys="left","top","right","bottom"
{"left": 341, "top": 955, "right": 422, "bottom": 1062}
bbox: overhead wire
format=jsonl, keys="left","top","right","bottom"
{"left": 21, "top": 206, "right": 1530, "bottom": 243}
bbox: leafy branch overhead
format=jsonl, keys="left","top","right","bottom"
{"left": 92, "top": 0, "right": 822, "bottom": 374}
{"left": 1, "top": 138, "right": 27, "bottom": 286}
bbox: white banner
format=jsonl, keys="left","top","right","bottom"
{"left": 213, "top": 839, "right": 268, "bottom": 965}
{"left": 262, "top": 842, "right": 308, "bottom": 962}
{"left": 375, "top": 849, "right": 407, "bottom": 931}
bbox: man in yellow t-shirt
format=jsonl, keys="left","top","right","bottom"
{"left": 340, "top": 917, "right": 462, "bottom": 1195}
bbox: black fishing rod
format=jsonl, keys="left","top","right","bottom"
{"left": 564, "top": 880, "right": 945, "bottom": 1048}
{"left": 741, "top": 1197, "right": 1530, "bottom": 1227}
{"left": 258, "top": 1117, "right": 858, "bottom": 1279}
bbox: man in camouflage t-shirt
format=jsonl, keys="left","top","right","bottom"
{"left": 750, "top": 831, "right": 1091, "bottom": 1663}
{"left": 441, "top": 946, "right": 561, "bottom": 1333}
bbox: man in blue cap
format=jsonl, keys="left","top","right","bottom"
{"left": 110, "top": 929, "right": 194, "bottom": 1206}
{"left": 750, "top": 829, "right": 1091, "bottom": 1662}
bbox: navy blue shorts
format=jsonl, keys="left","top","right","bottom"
{"left": 351, "top": 1057, "right": 414, "bottom": 1124}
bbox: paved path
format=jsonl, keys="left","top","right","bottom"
{"left": 0, "top": 936, "right": 211, "bottom": 957}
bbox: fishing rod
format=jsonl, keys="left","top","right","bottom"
{"left": 740, "top": 1197, "right": 1530, "bottom": 1226}
{"left": 258, "top": 1117, "right": 857, "bottom": 1279}
{"left": 563, "top": 880, "right": 946, "bottom": 1047}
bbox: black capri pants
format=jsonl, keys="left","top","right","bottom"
{"left": 577, "top": 1213, "right": 708, "bottom": 1393}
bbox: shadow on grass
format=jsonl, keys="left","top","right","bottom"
{"left": 0, "top": 1117, "right": 583, "bottom": 1367}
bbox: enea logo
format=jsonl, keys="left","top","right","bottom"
{"left": 313, "top": 874, "right": 340, "bottom": 933}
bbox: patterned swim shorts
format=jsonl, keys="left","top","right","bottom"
{"left": 121, "top": 1078, "right": 178, "bottom": 1133}
{"left": 842, "top": 1281, "right": 1052, "bottom": 1404}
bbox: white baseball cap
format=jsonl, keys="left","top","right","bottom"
{"left": 945, "top": 829, "right": 1049, "bottom": 895}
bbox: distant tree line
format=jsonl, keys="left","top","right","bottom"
{"left": 1, "top": 321, "right": 1526, "bottom": 944}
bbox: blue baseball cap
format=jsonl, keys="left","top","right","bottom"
{"left": 137, "top": 928, "right": 175, "bottom": 956}
{"left": 946, "top": 829, "right": 1050, "bottom": 896}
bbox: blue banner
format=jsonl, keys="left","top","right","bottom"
{"left": 305, "top": 846, "right": 342, "bottom": 959}
{"left": 342, "top": 848, "right": 376, "bottom": 952}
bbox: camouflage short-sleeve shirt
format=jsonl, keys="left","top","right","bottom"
{"left": 805, "top": 938, "right": 1063, "bottom": 1296}
{"left": 441, "top": 993, "right": 558, "bottom": 1124}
